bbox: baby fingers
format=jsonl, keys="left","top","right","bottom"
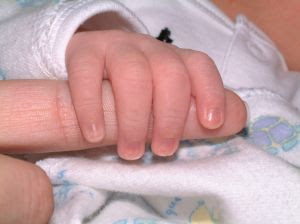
{"left": 179, "top": 49, "right": 225, "bottom": 129}
{"left": 142, "top": 44, "right": 191, "bottom": 157}
{"left": 66, "top": 30, "right": 226, "bottom": 161}
{"left": 106, "top": 44, "right": 152, "bottom": 160}
{"left": 67, "top": 33, "right": 105, "bottom": 143}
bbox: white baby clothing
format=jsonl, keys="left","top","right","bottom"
{"left": 1, "top": 0, "right": 300, "bottom": 224}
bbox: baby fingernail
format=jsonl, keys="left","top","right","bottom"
{"left": 118, "top": 140, "right": 145, "bottom": 160}
{"left": 153, "top": 138, "right": 179, "bottom": 157}
{"left": 205, "top": 108, "right": 224, "bottom": 129}
{"left": 84, "top": 123, "right": 104, "bottom": 143}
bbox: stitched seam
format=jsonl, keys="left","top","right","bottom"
{"left": 237, "top": 88, "right": 300, "bottom": 114}
{"left": 188, "top": 0, "right": 234, "bottom": 31}
{"left": 236, "top": 16, "right": 277, "bottom": 50}
{"left": 32, "top": 0, "right": 144, "bottom": 79}
{"left": 32, "top": 0, "right": 97, "bottom": 79}
{"left": 235, "top": 88, "right": 288, "bottom": 102}
{"left": 220, "top": 25, "right": 241, "bottom": 79}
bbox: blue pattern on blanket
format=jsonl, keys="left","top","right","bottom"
{"left": 177, "top": 138, "right": 240, "bottom": 161}
{"left": 52, "top": 169, "right": 95, "bottom": 210}
{"left": 244, "top": 116, "right": 300, "bottom": 155}
{"left": 112, "top": 219, "right": 175, "bottom": 224}
{"left": 0, "top": 68, "right": 6, "bottom": 80}
{"left": 112, "top": 197, "right": 219, "bottom": 224}
{"left": 53, "top": 170, "right": 77, "bottom": 201}
{"left": 16, "top": 0, "right": 59, "bottom": 7}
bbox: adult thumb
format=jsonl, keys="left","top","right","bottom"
{"left": 0, "top": 154, "right": 53, "bottom": 224}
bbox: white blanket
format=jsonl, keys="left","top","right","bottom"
{"left": 1, "top": 0, "right": 300, "bottom": 223}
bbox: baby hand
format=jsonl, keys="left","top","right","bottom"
{"left": 66, "top": 30, "right": 226, "bottom": 160}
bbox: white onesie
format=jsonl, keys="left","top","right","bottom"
{"left": 1, "top": 0, "right": 300, "bottom": 223}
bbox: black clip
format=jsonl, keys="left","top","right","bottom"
{"left": 157, "top": 28, "right": 173, "bottom": 43}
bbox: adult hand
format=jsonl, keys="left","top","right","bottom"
{"left": 0, "top": 154, "right": 53, "bottom": 224}
{"left": 0, "top": 79, "right": 247, "bottom": 223}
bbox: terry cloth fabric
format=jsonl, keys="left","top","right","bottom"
{"left": 1, "top": 0, "right": 300, "bottom": 223}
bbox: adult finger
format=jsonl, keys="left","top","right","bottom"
{"left": 0, "top": 80, "right": 246, "bottom": 154}
{"left": 0, "top": 154, "right": 53, "bottom": 224}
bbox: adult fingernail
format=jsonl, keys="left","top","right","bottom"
{"left": 118, "top": 140, "right": 145, "bottom": 160}
{"left": 243, "top": 100, "right": 250, "bottom": 124}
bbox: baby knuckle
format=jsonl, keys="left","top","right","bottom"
{"left": 157, "top": 61, "right": 187, "bottom": 80}
{"left": 118, "top": 63, "right": 152, "bottom": 83}
{"left": 107, "top": 29, "right": 131, "bottom": 40}
{"left": 68, "top": 64, "right": 92, "bottom": 78}
{"left": 121, "top": 119, "right": 147, "bottom": 139}
{"left": 137, "top": 32, "right": 158, "bottom": 43}
{"left": 158, "top": 115, "right": 183, "bottom": 135}
{"left": 68, "top": 55, "right": 98, "bottom": 76}
{"left": 123, "top": 113, "right": 145, "bottom": 126}
{"left": 76, "top": 98, "right": 99, "bottom": 110}
{"left": 121, "top": 55, "right": 148, "bottom": 69}
{"left": 122, "top": 75, "right": 152, "bottom": 91}
{"left": 187, "top": 51, "right": 215, "bottom": 66}
{"left": 72, "top": 75, "right": 97, "bottom": 89}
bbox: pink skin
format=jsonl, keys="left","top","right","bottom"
{"left": 66, "top": 30, "right": 227, "bottom": 160}
{"left": 0, "top": 79, "right": 246, "bottom": 223}
{"left": 0, "top": 80, "right": 246, "bottom": 154}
